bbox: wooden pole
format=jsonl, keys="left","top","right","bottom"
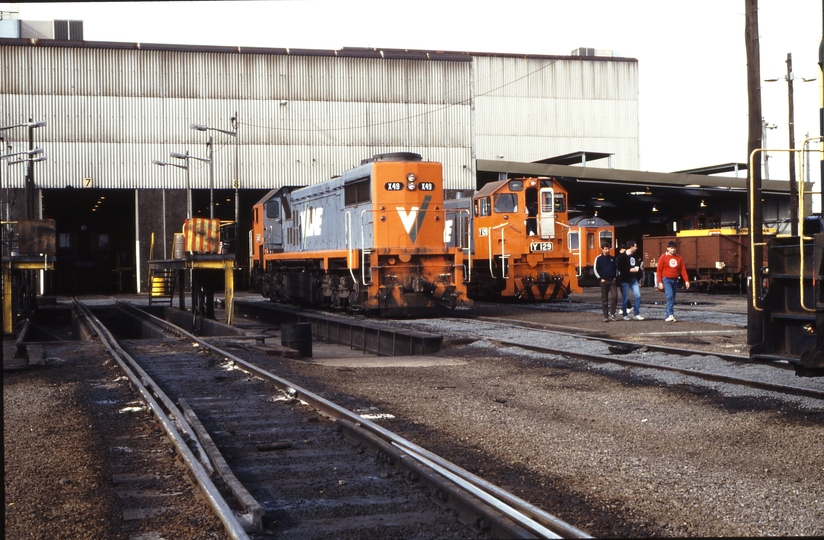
{"left": 745, "top": 0, "right": 764, "bottom": 347}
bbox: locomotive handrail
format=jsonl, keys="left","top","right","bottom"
{"left": 747, "top": 148, "right": 770, "bottom": 312}
{"left": 345, "top": 211, "right": 359, "bottom": 286}
{"left": 751, "top": 143, "right": 821, "bottom": 313}
{"left": 576, "top": 226, "right": 583, "bottom": 277}
{"left": 360, "top": 209, "right": 374, "bottom": 286}
{"left": 798, "top": 136, "right": 823, "bottom": 312}
{"left": 488, "top": 223, "right": 511, "bottom": 279}
{"left": 453, "top": 207, "right": 472, "bottom": 283}
{"left": 554, "top": 220, "right": 582, "bottom": 276}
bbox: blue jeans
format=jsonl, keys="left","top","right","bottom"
{"left": 662, "top": 277, "right": 678, "bottom": 317}
{"left": 621, "top": 280, "right": 641, "bottom": 316}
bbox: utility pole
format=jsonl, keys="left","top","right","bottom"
{"left": 819, "top": 33, "right": 823, "bottom": 215}
{"left": 745, "top": 0, "right": 763, "bottom": 347}
{"left": 785, "top": 53, "right": 798, "bottom": 236}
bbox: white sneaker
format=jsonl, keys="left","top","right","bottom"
{"left": 634, "top": 315, "right": 645, "bottom": 321}
{"left": 622, "top": 316, "right": 631, "bottom": 321}
{"left": 665, "top": 315, "right": 676, "bottom": 322}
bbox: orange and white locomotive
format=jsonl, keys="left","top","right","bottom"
{"left": 251, "top": 152, "right": 471, "bottom": 317}
{"left": 445, "top": 177, "right": 580, "bottom": 300}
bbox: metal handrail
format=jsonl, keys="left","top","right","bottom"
{"left": 488, "top": 223, "right": 510, "bottom": 279}
{"left": 798, "top": 137, "right": 823, "bottom": 312}
{"left": 345, "top": 210, "right": 358, "bottom": 285}
{"left": 747, "top": 148, "right": 767, "bottom": 312}
{"left": 749, "top": 143, "right": 822, "bottom": 313}
{"left": 453, "top": 208, "right": 472, "bottom": 283}
{"left": 360, "top": 209, "right": 375, "bottom": 286}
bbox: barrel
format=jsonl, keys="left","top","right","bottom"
{"left": 173, "top": 233, "right": 186, "bottom": 259}
{"left": 281, "top": 323, "right": 313, "bottom": 357}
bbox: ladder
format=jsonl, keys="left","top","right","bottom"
{"left": 148, "top": 268, "right": 177, "bottom": 306}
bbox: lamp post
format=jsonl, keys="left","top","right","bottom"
{"left": 1, "top": 120, "right": 46, "bottom": 220}
{"left": 179, "top": 141, "right": 213, "bottom": 219}
{"left": 190, "top": 115, "right": 239, "bottom": 229}
{"left": 765, "top": 52, "right": 815, "bottom": 235}
{"left": 156, "top": 152, "right": 192, "bottom": 220}
{"left": 0, "top": 123, "right": 47, "bottom": 340}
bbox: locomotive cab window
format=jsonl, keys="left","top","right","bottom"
{"left": 266, "top": 200, "right": 280, "bottom": 220}
{"left": 599, "top": 230, "right": 613, "bottom": 248}
{"left": 476, "top": 197, "right": 491, "bottom": 217}
{"left": 494, "top": 193, "right": 518, "bottom": 213}
{"left": 345, "top": 177, "right": 371, "bottom": 206}
{"left": 554, "top": 194, "right": 567, "bottom": 213}
{"left": 508, "top": 180, "right": 524, "bottom": 191}
{"left": 568, "top": 231, "right": 580, "bottom": 250}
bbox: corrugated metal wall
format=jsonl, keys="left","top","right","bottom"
{"left": 472, "top": 56, "right": 639, "bottom": 169}
{"left": 2, "top": 43, "right": 638, "bottom": 192}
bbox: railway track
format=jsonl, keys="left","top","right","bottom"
{"left": 396, "top": 315, "right": 824, "bottom": 402}
{"left": 73, "top": 298, "right": 590, "bottom": 539}
{"left": 227, "top": 298, "right": 823, "bottom": 402}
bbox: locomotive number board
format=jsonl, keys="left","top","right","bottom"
{"left": 529, "top": 242, "right": 553, "bottom": 252}
{"left": 384, "top": 182, "right": 437, "bottom": 191}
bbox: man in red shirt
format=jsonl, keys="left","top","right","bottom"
{"left": 656, "top": 241, "right": 690, "bottom": 322}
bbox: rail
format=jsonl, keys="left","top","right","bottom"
{"left": 119, "top": 300, "right": 591, "bottom": 539}
{"left": 73, "top": 299, "right": 250, "bottom": 540}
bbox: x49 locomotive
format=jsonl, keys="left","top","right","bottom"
{"left": 251, "top": 153, "right": 471, "bottom": 317}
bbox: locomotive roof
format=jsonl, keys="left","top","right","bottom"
{"left": 568, "top": 215, "right": 611, "bottom": 227}
{"left": 474, "top": 177, "right": 553, "bottom": 198}
{"left": 474, "top": 178, "right": 510, "bottom": 198}
{"left": 254, "top": 185, "right": 304, "bottom": 206}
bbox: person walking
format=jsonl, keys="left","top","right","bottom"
{"left": 656, "top": 240, "right": 690, "bottom": 322}
{"left": 617, "top": 240, "right": 644, "bottom": 320}
{"left": 594, "top": 241, "right": 618, "bottom": 322}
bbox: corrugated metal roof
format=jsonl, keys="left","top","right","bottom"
{"left": 1, "top": 40, "right": 637, "bottom": 191}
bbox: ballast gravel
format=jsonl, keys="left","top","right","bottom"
{"left": 269, "top": 295, "right": 824, "bottom": 538}
{"left": 283, "top": 339, "right": 824, "bottom": 538}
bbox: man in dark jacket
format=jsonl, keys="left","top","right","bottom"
{"left": 617, "top": 240, "right": 644, "bottom": 320}
{"left": 593, "top": 241, "right": 618, "bottom": 322}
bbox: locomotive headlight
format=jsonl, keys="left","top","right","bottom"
{"left": 407, "top": 173, "right": 417, "bottom": 190}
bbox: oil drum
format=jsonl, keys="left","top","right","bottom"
{"left": 173, "top": 233, "right": 186, "bottom": 259}
{"left": 281, "top": 322, "right": 312, "bottom": 357}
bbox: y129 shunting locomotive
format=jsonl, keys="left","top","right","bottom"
{"left": 445, "top": 176, "right": 586, "bottom": 300}
{"left": 251, "top": 153, "right": 471, "bottom": 317}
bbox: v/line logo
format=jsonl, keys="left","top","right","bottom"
{"left": 396, "top": 195, "right": 432, "bottom": 244}
{"left": 300, "top": 206, "right": 324, "bottom": 237}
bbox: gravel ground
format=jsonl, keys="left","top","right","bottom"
{"left": 3, "top": 339, "right": 229, "bottom": 540}
{"left": 279, "top": 341, "right": 824, "bottom": 537}
{"left": 4, "top": 290, "right": 823, "bottom": 538}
